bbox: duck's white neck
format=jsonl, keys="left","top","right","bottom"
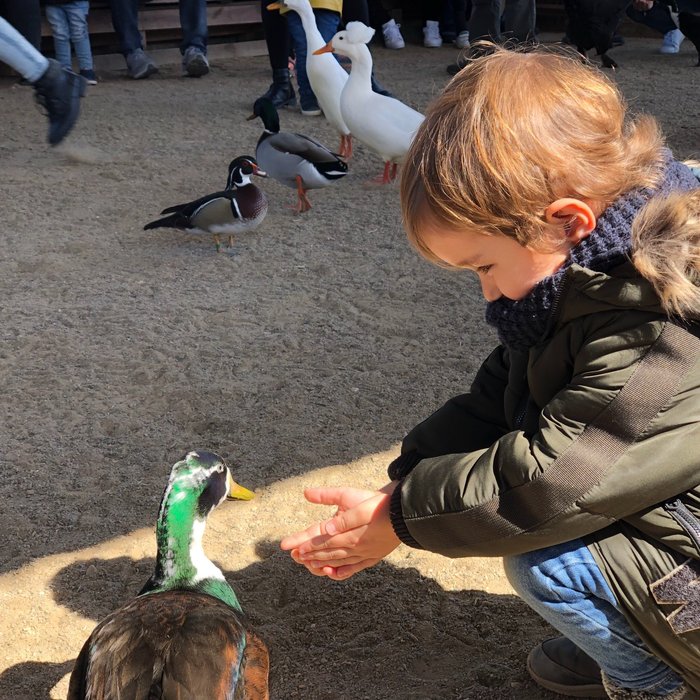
{"left": 294, "top": 5, "right": 325, "bottom": 53}
{"left": 345, "top": 45, "right": 373, "bottom": 88}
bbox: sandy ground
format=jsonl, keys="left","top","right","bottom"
{"left": 0, "top": 33, "right": 698, "bottom": 700}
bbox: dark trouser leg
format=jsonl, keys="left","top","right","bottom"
{"left": 107, "top": 0, "right": 142, "bottom": 54}
{"left": 261, "top": 0, "right": 289, "bottom": 71}
{"left": 469, "top": 0, "right": 500, "bottom": 40}
{"left": 502, "top": 0, "right": 535, "bottom": 41}
{"left": 0, "top": 0, "right": 42, "bottom": 49}
{"left": 342, "top": 0, "right": 369, "bottom": 25}
{"left": 179, "top": 0, "right": 207, "bottom": 53}
{"left": 367, "top": 0, "right": 391, "bottom": 27}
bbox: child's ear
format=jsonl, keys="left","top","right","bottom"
{"left": 544, "top": 198, "right": 597, "bottom": 243}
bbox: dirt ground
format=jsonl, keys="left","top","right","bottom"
{"left": 0, "top": 33, "right": 698, "bottom": 700}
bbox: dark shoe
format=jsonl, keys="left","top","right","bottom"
{"left": 80, "top": 69, "right": 97, "bottom": 85}
{"left": 126, "top": 48, "right": 158, "bottom": 79}
{"left": 527, "top": 637, "right": 606, "bottom": 697}
{"left": 447, "top": 54, "right": 469, "bottom": 75}
{"left": 300, "top": 95, "right": 321, "bottom": 117}
{"left": 612, "top": 33, "right": 625, "bottom": 46}
{"left": 183, "top": 46, "right": 209, "bottom": 77}
{"left": 33, "top": 59, "right": 86, "bottom": 145}
{"left": 259, "top": 68, "right": 297, "bottom": 109}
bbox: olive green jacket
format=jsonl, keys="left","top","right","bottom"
{"left": 389, "top": 207, "right": 700, "bottom": 686}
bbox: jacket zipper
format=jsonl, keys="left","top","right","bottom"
{"left": 664, "top": 498, "right": 700, "bottom": 558}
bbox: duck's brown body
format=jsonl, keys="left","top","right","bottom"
{"left": 68, "top": 590, "right": 269, "bottom": 700}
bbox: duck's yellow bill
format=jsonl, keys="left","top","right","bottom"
{"left": 266, "top": 2, "right": 282, "bottom": 9}
{"left": 313, "top": 42, "right": 334, "bottom": 55}
{"left": 226, "top": 472, "right": 255, "bottom": 501}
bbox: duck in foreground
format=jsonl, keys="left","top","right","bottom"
{"left": 314, "top": 21, "right": 424, "bottom": 184}
{"left": 144, "top": 156, "right": 268, "bottom": 252}
{"left": 247, "top": 97, "right": 348, "bottom": 213}
{"left": 67, "top": 450, "right": 269, "bottom": 700}
{"left": 267, "top": 0, "right": 352, "bottom": 158}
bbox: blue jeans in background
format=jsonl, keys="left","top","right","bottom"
{"left": 504, "top": 539, "right": 685, "bottom": 694}
{"left": 107, "top": 0, "right": 207, "bottom": 56}
{"left": 0, "top": 15, "right": 48, "bottom": 81}
{"left": 286, "top": 8, "right": 339, "bottom": 110}
{"left": 45, "top": 1, "right": 93, "bottom": 71}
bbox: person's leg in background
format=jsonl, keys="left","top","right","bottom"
{"left": 0, "top": 15, "right": 84, "bottom": 144}
{"left": 63, "top": 1, "right": 96, "bottom": 83}
{"left": 286, "top": 7, "right": 339, "bottom": 115}
{"left": 468, "top": 0, "right": 500, "bottom": 42}
{"left": 107, "top": 0, "right": 158, "bottom": 78}
{"left": 503, "top": 540, "right": 689, "bottom": 698}
{"left": 0, "top": 0, "right": 42, "bottom": 50}
{"left": 45, "top": 5, "right": 72, "bottom": 68}
{"left": 255, "top": 0, "right": 296, "bottom": 109}
{"left": 626, "top": 1, "right": 685, "bottom": 53}
{"left": 179, "top": 0, "right": 209, "bottom": 76}
{"left": 421, "top": 1, "right": 445, "bottom": 46}
{"left": 367, "top": 0, "right": 404, "bottom": 49}
{"left": 502, "top": 0, "right": 535, "bottom": 42}
{"left": 452, "top": 0, "right": 471, "bottom": 47}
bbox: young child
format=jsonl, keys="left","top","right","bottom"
{"left": 43, "top": 0, "right": 97, "bottom": 84}
{"left": 281, "top": 45, "right": 700, "bottom": 699}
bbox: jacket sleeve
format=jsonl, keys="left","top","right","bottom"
{"left": 390, "top": 318, "right": 700, "bottom": 557}
{"left": 388, "top": 346, "right": 512, "bottom": 481}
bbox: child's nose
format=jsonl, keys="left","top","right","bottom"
{"left": 479, "top": 276, "right": 501, "bottom": 302}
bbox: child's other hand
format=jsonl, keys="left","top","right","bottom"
{"left": 280, "top": 484, "right": 401, "bottom": 581}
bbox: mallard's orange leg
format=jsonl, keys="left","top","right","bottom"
{"left": 212, "top": 233, "right": 222, "bottom": 252}
{"left": 293, "top": 175, "right": 312, "bottom": 213}
{"left": 389, "top": 163, "right": 398, "bottom": 182}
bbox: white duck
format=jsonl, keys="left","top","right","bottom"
{"left": 267, "top": 0, "right": 352, "bottom": 159}
{"left": 315, "top": 21, "right": 424, "bottom": 184}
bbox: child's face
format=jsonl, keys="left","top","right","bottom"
{"left": 420, "top": 219, "right": 572, "bottom": 302}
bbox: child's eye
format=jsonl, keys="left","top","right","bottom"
{"left": 476, "top": 265, "right": 492, "bottom": 274}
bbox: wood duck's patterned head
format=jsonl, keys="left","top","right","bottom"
{"left": 227, "top": 156, "right": 267, "bottom": 189}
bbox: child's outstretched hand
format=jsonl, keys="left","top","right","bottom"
{"left": 280, "top": 483, "right": 401, "bottom": 581}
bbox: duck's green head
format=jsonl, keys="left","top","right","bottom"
{"left": 247, "top": 97, "right": 280, "bottom": 134}
{"left": 161, "top": 450, "right": 255, "bottom": 522}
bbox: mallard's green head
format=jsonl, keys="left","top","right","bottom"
{"left": 247, "top": 98, "right": 280, "bottom": 134}
{"left": 143, "top": 451, "right": 255, "bottom": 608}
{"left": 160, "top": 450, "right": 255, "bottom": 522}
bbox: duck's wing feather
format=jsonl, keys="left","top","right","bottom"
{"left": 268, "top": 132, "right": 342, "bottom": 164}
{"left": 67, "top": 591, "right": 258, "bottom": 700}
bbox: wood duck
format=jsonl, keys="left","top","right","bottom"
{"left": 267, "top": 0, "right": 352, "bottom": 158}
{"left": 314, "top": 22, "right": 424, "bottom": 184}
{"left": 67, "top": 450, "right": 269, "bottom": 700}
{"left": 144, "top": 156, "right": 269, "bottom": 252}
{"left": 247, "top": 97, "right": 348, "bottom": 213}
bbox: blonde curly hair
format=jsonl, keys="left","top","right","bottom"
{"left": 400, "top": 44, "right": 666, "bottom": 263}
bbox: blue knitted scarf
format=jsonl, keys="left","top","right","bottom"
{"left": 484, "top": 155, "right": 699, "bottom": 352}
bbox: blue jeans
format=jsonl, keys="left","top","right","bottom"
{"left": 45, "top": 2, "right": 93, "bottom": 71}
{"left": 0, "top": 15, "right": 48, "bottom": 81}
{"left": 286, "top": 8, "right": 339, "bottom": 109}
{"left": 504, "top": 539, "right": 685, "bottom": 694}
{"left": 107, "top": 0, "right": 207, "bottom": 56}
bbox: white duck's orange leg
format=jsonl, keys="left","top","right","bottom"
{"left": 339, "top": 134, "right": 352, "bottom": 160}
{"left": 389, "top": 163, "right": 398, "bottom": 182}
{"left": 372, "top": 161, "right": 393, "bottom": 184}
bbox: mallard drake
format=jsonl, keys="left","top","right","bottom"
{"left": 314, "top": 22, "right": 424, "bottom": 184}
{"left": 67, "top": 450, "right": 269, "bottom": 700}
{"left": 267, "top": 0, "right": 352, "bottom": 158}
{"left": 247, "top": 97, "right": 348, "bottom": 213}
{"left": 143, "top": 156, "right": 268, "bottom": 252}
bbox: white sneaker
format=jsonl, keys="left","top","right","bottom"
{"left": 423, "top": 20, "right": 443, "bottom": 48}
{"left": 455, "top": 30, "right": 470, "bottom": 49}
{"left": 382, "top": 18, "right": 405, "bottom": 50}
{"left": 659, "top": 28, "right": 684, "bottom": 53}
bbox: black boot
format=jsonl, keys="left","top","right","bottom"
{"left": 258, "top": 68, "right": 297, "bottom": 110}
{"left": 33, "top": 59, "right": 86, "bottom": 145}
